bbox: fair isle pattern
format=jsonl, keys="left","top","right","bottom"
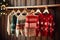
{"left": 39, "top": 13, "right": 54, "bottom": 38}
{"left": 25, "top": 13, "right": 39, "bottom": 36}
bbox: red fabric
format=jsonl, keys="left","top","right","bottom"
{"left": 39, "top": 13, "right": 54, "bottom": 37}
{"left": 26, "top": 13, "right": 39, "bottom": 29}
{"left": 49, "top": 14, "right": 54, "bottom": 38}
{"left": 25, "top": 13, "right": 39, "bottom": 36}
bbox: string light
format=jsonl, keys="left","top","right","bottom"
{"left": 3, "top": 13, "right": 5, "bottom": 15}
{"left": 1, "top": 13, "right": 2, "bottom": 15}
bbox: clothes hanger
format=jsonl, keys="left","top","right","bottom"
{"left": 9, "top": 9, "right": 15, "bottom": 16}
{"left": 22, "top": 9, "right": 28, "bottom": 16}
{"left": 35, "top": 9, "right": 42, "bottom": 15}
{"left": 7, "top": 9, "right": 16, "bottom": 35}
{"left": 43, "top": 6, "right": 49, "bottom": 14}
{"left": 31, "top": 9, "right": 35, "bottom": 13}
{"left": 16, "top": 9, "right": 21, "bottom": 13}
{"left": 35, "top": 9, "right": 41, "bottom": 13}
{"left": 16, "top": 9, "right": 21, "bottom": 16}
{"left": 30, "top": 9, "right": 35, "bottom": 15}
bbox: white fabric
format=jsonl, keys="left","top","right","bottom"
{"left": 16, "top": 29, "right": 19, "bottom": 37}
{"left": 7, "top": 16, "right": 10, "bottom": 35}
{"left": 7, "top": 10, "right": 16, "bottom": 35}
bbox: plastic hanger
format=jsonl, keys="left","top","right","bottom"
{"left": 22, "top": 9, "right": 28, "bottom": 16}
{"left": 31, "top": 9, "right": 35, "bottom": 13}
{"left": 35, "top": 9, "right": 42, "bottom": 15}
{"left": 35, "top": 9, "right": 41, "bottom": 13}
{"left": 30, "top": 9, "right": 35, "bottom": 15}
{"left": 9, "top": 9, "right": 15, "bottom": 16}
{"left": 43, "top": 6, "right": 49, "bottom": 14}
{"left": 16, "top": 9, "right": 21, "bottom": 16}
{"left": 16, "top": 9, "right": 21, "bottom": 13}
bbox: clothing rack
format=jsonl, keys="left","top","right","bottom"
{"left": 5, "top": 4, "right": 60, "bottom": 9}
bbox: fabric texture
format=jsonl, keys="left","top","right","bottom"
{"left": 39, "top": 13, "right": 54, "bottom": 38}
{"left": 11, "top": 15, "right": 17, "bottom": 34}
{"left": 16, "top": 14, "right": 27, "bottom": 36}
{"left": 25, "top": 13, "right": 39, "bottom": 36}
{"left": 7, "top": 13, "right": 15, "bottom": 35}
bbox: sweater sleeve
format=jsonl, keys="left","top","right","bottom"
{"left": 10, "top": 15, "right": 17, "bottom": 34}
{"left": 7, "top": 16, "right": 11, "bottom": 35}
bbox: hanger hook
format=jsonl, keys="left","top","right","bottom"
{"left": 45, "top": 6, "right": 48, "bottom": 9}
{"left": 43, "top": 6, "right": 49, "bottom": 13}
{"left": 25, "top": 7, "right": 27, "bottom": 10}
{"left": 22, "top": 8, "right": 27, "bottom": 13}
{"left": 31, "top": 9, "right": 35, "bottom": 13}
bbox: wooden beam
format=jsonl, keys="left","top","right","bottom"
{"left": 5, "top": 4, "right": 60, "bottom": 9}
